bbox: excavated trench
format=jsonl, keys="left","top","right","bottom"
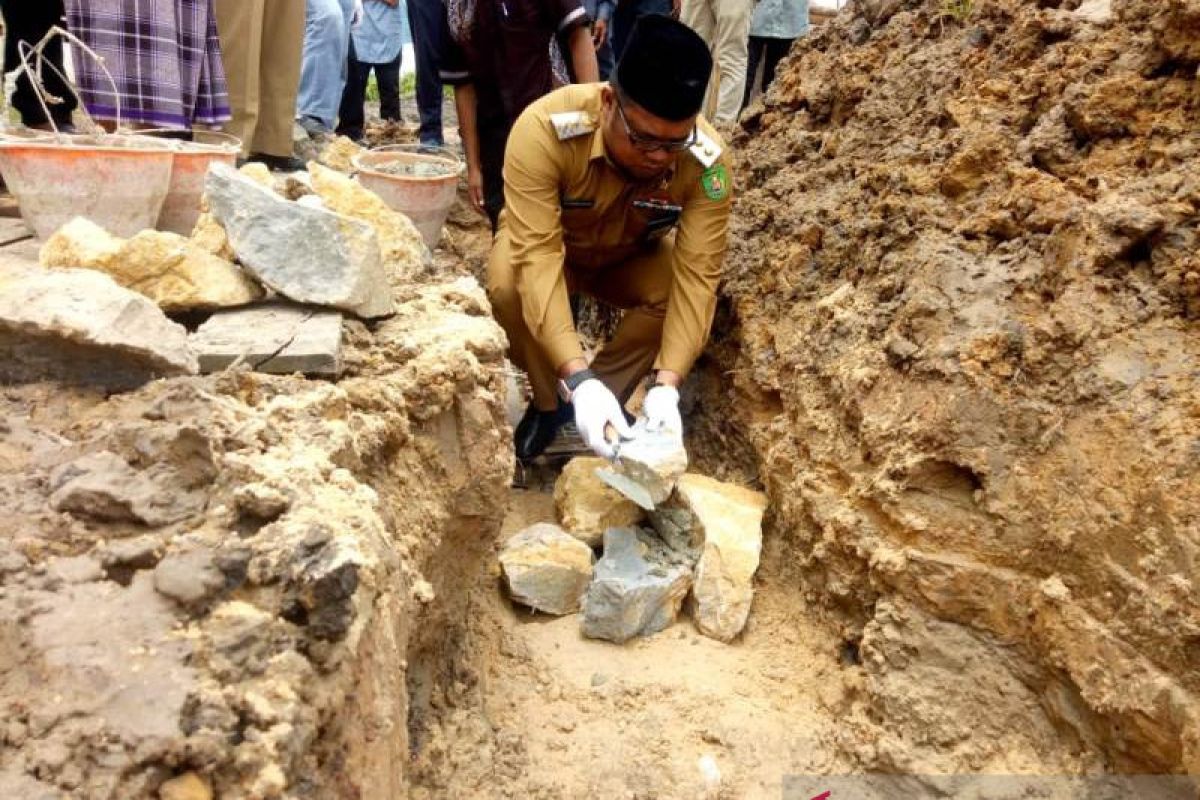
{"left": 409, "top": 0, "right": 1200, "bottom": 794}
{"left": 399, "top": 360, "right": 1128, "bottom": 799}
{"left": 1, "top": 245, "right": 1151, "bottom": 798}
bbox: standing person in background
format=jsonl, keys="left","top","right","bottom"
{"left": 407, "top": 0, "right": 446, "bottom": 146}
{"left": 741, "top": 0, "right": 806, "bottom": 111}
{"left": 610, "top": 0, "right": 677, "bottom": 60}
{"left": 584, "top": 0, "right": 616, "bottom": 79}
{"left": 296, "top": 0, "right": 361, "bottom": 135}
{"left": 439, "top": 0, "right": 598, "bottom": 229}
{"left": 214, "top": 0, "right": 307, "bottom": 170}
{"left": 681, "top": 0, "right": 753, "bottom": 123}
{"left": 0, "top": 0, "right": 78, "bottom": 131}
{"left": 62, "top": 0, "right": 230, "bottom": 130}
{"left": 337, "top": 0, "right": 406, "bottom": 141}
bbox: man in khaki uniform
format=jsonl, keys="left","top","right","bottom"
{"left": 489, "top": 15, "right": 732, "bottom": 461}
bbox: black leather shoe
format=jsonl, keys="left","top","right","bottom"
{"left": 244, "top": 152, "right": 307, "bottom": 172}
{"left": 514, "top": 402, "right": 570, "bottom": 461}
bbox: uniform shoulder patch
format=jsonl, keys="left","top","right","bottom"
{"left": 700, "top": 163, "right": 730, "bottom": 201}
{"left": 688, "top": 128, "right": 723, "bottom": 168}
{"left": 550, "top": 111, "right": 596, "bottom": 140}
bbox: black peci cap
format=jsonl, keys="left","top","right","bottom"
{"left": 614, "top": 15, "right": 712, "bottom": 122}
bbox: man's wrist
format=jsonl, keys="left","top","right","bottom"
{"left": 558, "top": 367, "right": 598, "bottom": 403}
{"left": 558, "top": 357, "right": 590, "bottom": 380}
{"left": 649, "top": 369, "right": 682, "bottom": 389}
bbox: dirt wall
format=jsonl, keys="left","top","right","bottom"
{"left": 0, "top": 278, "right": 511, "bottom": 798}
{"left": 708, "top": 0, "right": 1200, "bottom": 775}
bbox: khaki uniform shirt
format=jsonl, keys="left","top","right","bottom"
{"left": 499, "top": 82, "right": 733, "bottom": 378}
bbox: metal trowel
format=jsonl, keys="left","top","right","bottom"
{"left": 596, "top": 461, "right": 656, "bottom": 511}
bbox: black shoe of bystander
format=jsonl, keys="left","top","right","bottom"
{"left": 242, "top": 152, "right": 307, "bottom": 172}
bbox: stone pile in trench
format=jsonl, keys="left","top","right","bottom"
{"left": 498, "top": 434, "right": 769, "bottom": 644}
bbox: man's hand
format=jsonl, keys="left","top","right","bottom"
{"left": 572, "top": 379, "right": 633, "bottom": 459}
{"left": 671, "top": 0, "right": 682, "bottom": 17}
{"left": 466, "top": 162, "right": 485, "bottom": 214}
{"left": 592, "top": 19, "right": 608, "bottom": 49}
{"left": 644, "top": 385, "right": 682, "bottom": 436}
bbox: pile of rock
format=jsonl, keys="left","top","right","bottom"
{"left": 1, "top": 159, "right": 430, "bottom": 389}
{"left": 498, "top": 437, "right": 768, "bottom": 644}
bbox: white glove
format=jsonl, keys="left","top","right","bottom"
{"left": 572, "top": 379, "right": 633, "bottom": 459}
{"left": 352, "top": 0, "right": 364, "bottom": 27}
{"left": 643, "top": 385, "right": 682, "bottom": 437}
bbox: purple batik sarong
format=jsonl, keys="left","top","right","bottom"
{"left": 63, "top": 0, "right": 231, "bottom": 129}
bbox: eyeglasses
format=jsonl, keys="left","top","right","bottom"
{"left": 614, "top": 96, "right": 697, "bottom": 153}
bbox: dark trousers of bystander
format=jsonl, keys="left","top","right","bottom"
{"left": 742, "top": 35, "right": 792, "bottom": 110}
{"left": 336, "top": 38, "right": 401, "bottom": 141}
{"left": 405, "top": 0, "right": 445, "bottom": 146}
{"left": 479, "top": 106, "right": 510, "bottom": 231}
{"left": 610, "top": 0, "right": 672, "bottom": 60}
{"left": 0, "top": 0, "right": 77, "bottom": 127}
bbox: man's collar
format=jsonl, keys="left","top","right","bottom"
{"left": 589, "top": 122, "right": 607, "bottom": 163}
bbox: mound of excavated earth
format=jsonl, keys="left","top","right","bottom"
{"left": 0, "top": 275, "right": 511, "bottom": 798}
{"left": 699, "top": 0, "right": 1199, "bottom": 776}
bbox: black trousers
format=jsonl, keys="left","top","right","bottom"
{"left": 0, "top": 0, "right": 77, "bottom": 126}
{"left": 480, "top": 111, "right": 509, "bottom": 231}
{"left": 611, "top": 0, "right": 671, "bottom": 60}
{"left": 743, "top": 36, "right": 793, "bottom": 111}
{"left": 336, "top": 39, "right": 401, "bottom": 141}
{"left": 405, "top": 0, "right": 445, "bottom": 145}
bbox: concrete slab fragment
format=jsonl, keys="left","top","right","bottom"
{"left": 190, "top": 303, "right": 343, "bottom": 376}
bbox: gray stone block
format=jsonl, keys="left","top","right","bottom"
{"left": 581, "top": 527, "right": 691, "bottom": 644}
{"left": 49, "top": 450, "right": 206, "bottom": 527}
{"left": 190, "top": 303, "right": 343, "bottom": 377}
{"left": 205, "top": 163, "right": 393, "bottom": 319}
{"left": 154, "top": 547, "right": 224, "bottom": 608}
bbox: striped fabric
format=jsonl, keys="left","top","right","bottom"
{"left": 63, "top": 0, "right": 231, "bottom": 129}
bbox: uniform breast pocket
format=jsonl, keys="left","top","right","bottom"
{"left": 632, "top": 198, "right": 682, "bottom": 243}
{"left": 561, "top": 197, "right": 600, "bottom": 247}
{"left": 643, "top": 210, "right": 681, "bottom": 241}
